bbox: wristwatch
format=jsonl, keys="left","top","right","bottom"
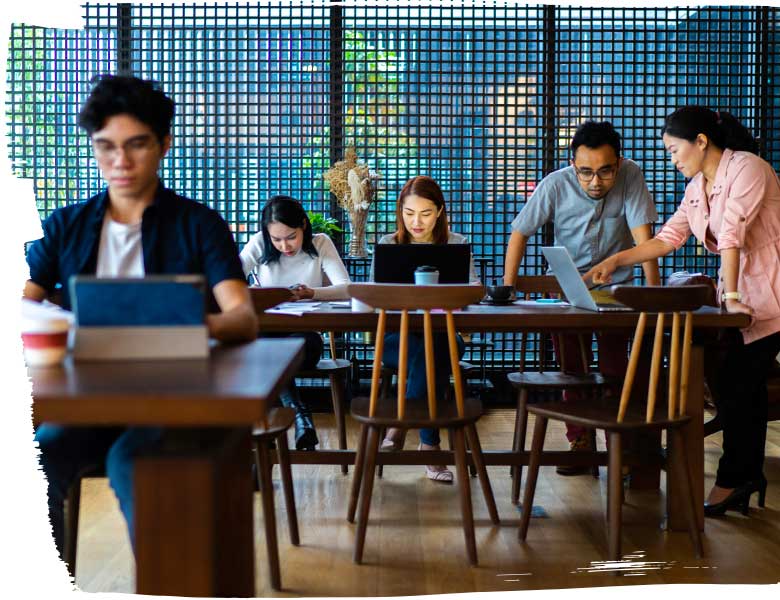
{"left": 721, "top": 291, "right": 743, "bottom": 303}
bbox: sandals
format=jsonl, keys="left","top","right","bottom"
{"left": 420, "top": 443, "right": 453, "bottom": 483}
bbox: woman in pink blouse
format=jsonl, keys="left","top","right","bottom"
{"left": 586, "top": 106, "right": 780, "bottom": 518}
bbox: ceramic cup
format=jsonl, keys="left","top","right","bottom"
{"left": 21, "top": 316, "right": 70, "bottom": 367}
{"left": 486, "top": 283, "right": 513, "bottom": 302}
{"left": 414, "top": 265, "right": 439, "bottom": 285}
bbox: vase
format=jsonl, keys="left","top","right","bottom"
{"left": 348, "top": 208, "right": 369, "bottom": 258}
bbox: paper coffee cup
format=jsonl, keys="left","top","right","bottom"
{"left": 414, "top": 270, "right": 439, "bottom": 285}
{"left": 21, "top": 316, "right": 70, "bottom": 367}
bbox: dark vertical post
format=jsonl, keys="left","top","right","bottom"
{"left": 754, "top": 7, "right": 770, "bottom": 156}
{"left": 329, "top": 0, "right": 344, "bottom": 221}
{"left": 117, "top": 4, "right": 133, "bottom": 75}
{"left": 540, "top": 6, "right": 556, "bottom": 369}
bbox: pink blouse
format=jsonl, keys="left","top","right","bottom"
{"left": 655, "top": 149, "right": 780, "bottom": 343}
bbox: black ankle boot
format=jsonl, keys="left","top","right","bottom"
{"left": 279, "top": 387, "right": 319, "bottom": 450}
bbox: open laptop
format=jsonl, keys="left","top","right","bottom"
{"left": 69, "top": 274, "right": 209, "bottom": 360}
{"left": 541, "top": 247, "right": 632, "bottom": 312}
{"left": 374, "top": 243, "right": 471, "bottom": 283}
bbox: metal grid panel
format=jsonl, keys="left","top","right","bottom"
{"left": 6, "top": 3, "right": 780, "bottom": 377}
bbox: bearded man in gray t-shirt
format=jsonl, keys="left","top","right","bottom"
{"left": 502, "top": 120, "right": 660, "bottom": 474}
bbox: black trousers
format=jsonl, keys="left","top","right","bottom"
{"left": 258, "top": 331, "right": 323, "bottom": 408}
{"left": 705, "top": 329, "right": 780, "bottom": 488}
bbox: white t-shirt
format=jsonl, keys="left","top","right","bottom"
{"left": 95, "top": 213, "right": 144, "bottom": 278}
{"left": 240, "top": 232, "right": 350, "bottom": 300}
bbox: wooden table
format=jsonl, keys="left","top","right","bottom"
{"left": 31, "top": 338, "right": 304, "bottom": 598}
{"left": 258, "top": 301, "right": 749, "bottom": 532}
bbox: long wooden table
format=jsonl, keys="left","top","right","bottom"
{"left": 30, "top": 338, "right": 304, "bottom": 597}
{"left": 257, "top": 300, "right": 749, "bottom": 532}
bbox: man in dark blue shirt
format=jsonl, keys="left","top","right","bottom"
{"left": 25, "top": 75, "right": 258, "bottom": 562}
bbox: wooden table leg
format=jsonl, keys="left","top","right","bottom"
{"left": 667, "top": 345, "right": 704, "bottom": 532}
{"left": 134, "top": 428, "right": 255, "bottom": 597}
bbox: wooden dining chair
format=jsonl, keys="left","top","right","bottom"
{"left": 250, "top": 287, "right": 353, "bottom": 474}
{"left": 508, "top": 275, "right": 609, "bottom": 501}
{"left": 345, "top": 283, "right": 500, "bottom": 566}
{"left": 519, "top": 285, "right": 710, "bottom": 562}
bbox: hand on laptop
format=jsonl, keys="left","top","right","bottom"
{"left": 583, "top": 256, "right": 618, "bottom": 286}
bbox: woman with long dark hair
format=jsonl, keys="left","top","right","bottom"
{"left": 241, "top": 195, "right": 350, "bottom": 449}
{"left": 587, "top": 107, "right": 780, "bottom": 516}
{"left": 372, "top": 176, "right": 479, "bottom": 482}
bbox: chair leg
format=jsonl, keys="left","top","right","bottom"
{"left": 668, "top": 428, "right": 704, "bottom": 558}
{"left": 519, "top": 415, "right": 547, "bottom": 541}
{"left": 64, "top": 479, "right": 82, "bottom": 579}
{"left": 256, "top": 440, "right": 281, "bottom": 591}
{"left": 607, "top": 431, "right": 623, "bottom": 563}
{"left": 376, "top": 426, "right": 385, "bottom": 479}
{"left": 466, "top": 423, "right": 499, "bottom": 524}
{"left": 452, "top": 427, "right": 477, "bottom": 565}
{"left": 347, "top": 424, "right": 369, "bottom": 523}
{"left": 511, "top": 387, "right": 529, "bottom": 504}
{"left": 354, "top": 425, "right": 381, "bottom": 564}
{"left": 589, "top": 428, "right": 600, "bottom": 478}
{"left": 275, "top": 429, "right": 299, "bottom": 546}
{"left": 330, "top": 373, "right": 348, "bottom": 475}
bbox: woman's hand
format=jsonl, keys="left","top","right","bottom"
{"left": 289, "top": 283, "right": 315, "bottom": 301}
{"left": 583, "top": 256, "right": 619, "bottom": 286}
{"left": 724, "top": 298, "right": 754, "bottom": 316}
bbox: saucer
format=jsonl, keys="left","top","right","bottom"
{"left": 480, "top": 297, "right": 515, "bottom": 306}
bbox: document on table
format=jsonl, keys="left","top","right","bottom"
{"left": 265, "top": 302, "right": 322, "bottom": 316}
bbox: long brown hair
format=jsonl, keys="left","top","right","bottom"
{"left": 393, "top": 176, "right": 450, "bottom": 244}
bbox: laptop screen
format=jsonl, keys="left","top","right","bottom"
{"left": 374, "top": 244, "right": 471, "bottom": 284}
{"left": 69, "top": 275, "right": 206, "bottom": 327}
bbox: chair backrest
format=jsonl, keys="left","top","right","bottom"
{"left": 348, "top": 283, "right": 485, "bottom": 420}
{"left": 612, "top": 285, "right": 712, "bottom": 422}
{"left": 514, "top": 275, "right": 589, "bottom": 373}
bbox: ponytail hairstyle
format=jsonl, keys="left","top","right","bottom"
{"left": 661, "top": 106, "right": 758, "bottom": 154}
{"left": 393, "top": 176, "right": 450, "bottom": 245}
{"left": 259, "top": 195, "right": 318, "bottom": 265}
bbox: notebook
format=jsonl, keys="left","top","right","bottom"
{"left": 541, "top": 247, "right": 632, "bottom": 312}
{"left": 69, "top": 274, "right": 209, "bottom": 360}
{"left": 374, "top": 243, "right": 471, "bottom": 284}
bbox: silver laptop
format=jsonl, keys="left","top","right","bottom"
{"left": 69, "top": 274, "right": 209, "bottom": 360}
{"left": 541, "top": 247, "right": 632, "bottom": 312}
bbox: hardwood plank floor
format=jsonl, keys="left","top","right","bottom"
{"left": 71, "top": 410, "right": 780, "bottom": 595}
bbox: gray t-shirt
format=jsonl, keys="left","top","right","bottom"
{"left": 370, "top": 231, "right": 480, "bottom": 283}
{"left": 511, "top": 159, "right": 658, "bottom": 285}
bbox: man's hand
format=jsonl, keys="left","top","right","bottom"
{"left": 583, "top": 256, "right": 619, "bottom": 286}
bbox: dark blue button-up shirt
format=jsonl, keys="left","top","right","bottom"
{"left": 27, "top": 183, "right": 245, "bottom": 310}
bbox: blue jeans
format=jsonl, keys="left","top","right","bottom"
{"left": 34, "top": 424, "right": 164, "bottom": 555}
{"left": 382, "top": 332, "right": 465, "bottom": 446}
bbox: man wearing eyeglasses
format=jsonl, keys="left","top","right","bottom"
{"left": 25, "top": 75, "right": 258, "bottom": 562}
{"left": 502, "top": 120, "right": 660, "bottom": 474}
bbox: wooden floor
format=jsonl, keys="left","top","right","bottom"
{"left": 72, "top": 410, "right": 780, "bottom": 595}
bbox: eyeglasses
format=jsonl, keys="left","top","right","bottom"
{"left": 573, "top": 165, "right": 618, "bottom": 182}
{"left": 92, "top": 136, "right": 158, "bottom": 161}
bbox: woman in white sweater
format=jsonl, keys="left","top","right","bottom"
{"left": 241, "top": 195, "right": 351, "bottom": 449}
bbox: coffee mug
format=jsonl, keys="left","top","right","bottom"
{"left": 21, "top": 316, "right": 70, "bottom": 367}
{"left": 414, "top": 265, "right": 439, "bottom": 285}
{"left": 486, "top": 282, "right": 513, "bottom": 302}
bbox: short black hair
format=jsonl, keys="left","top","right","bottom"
{"left": 78, "top": 74, "right": 175, "bottom": 141}
{"left": 570, "top": 121, "right": 621, "bottom": 158}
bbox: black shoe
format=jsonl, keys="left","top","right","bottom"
{"left": 556, "top": 434, "right": 592, "bottom": 476}
{"left": 704, "top": 478, "right": 766, "bottom": 517}
{"left": 293, "top": 411, "right": 319, "bottom": 450}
